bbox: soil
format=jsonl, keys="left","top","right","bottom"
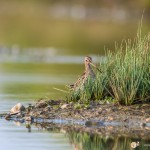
{"left": 2, "top": 99, "right": 150, "bottom": 124}
{"left": 1, "top": 99, "right": 150, "bottom": 137}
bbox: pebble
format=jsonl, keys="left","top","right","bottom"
{"left": 24, "top": 116, "right": 34, "bottom": 121}
{"left": 61, "top": 104, "right": 69, "bottom": 109}
{"left": 145, "top": 126, "right": 150, "bottom": 130}
{"left": 5, "top": 114, "right": 11, "bottom": 120}
{"left": 146, "top": 118, "right": 150, "bottom": 123}
{"left": 107, "top": 116, "right": 114, "bottom": 121}
{"left": 35, "top": 101, "right": 47, "bottom": 108}
{"left": 10, "top": 103, "right": 25, "bottom": 114}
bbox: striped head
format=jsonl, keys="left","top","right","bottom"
{"left": 84, "top": 56, "right": 93, "bottom": 64}
{"left": 84, "top": 56, "right": 98, "bottom": 70}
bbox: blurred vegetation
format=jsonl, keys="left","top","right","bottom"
{"left": 1, "top": 0, "right": 150, "bottom": 8}
{"left": 0, "top": 0, "right": 149, "bottom": 55}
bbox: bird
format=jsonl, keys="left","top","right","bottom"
{"left": 70, "top": 56, "right": 98, "bottom": 90}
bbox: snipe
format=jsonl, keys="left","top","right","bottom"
{"left": 70, "top": 56, "right": 97, "bottom": 90}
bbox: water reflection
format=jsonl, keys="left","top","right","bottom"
{"left": 0, "top": 119, "right": 73, "bottom": 150}
{"left": 11, "top": 121, "right": 150, "bottom": 150}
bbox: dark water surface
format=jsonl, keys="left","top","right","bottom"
{"left": 0, "top": 60, "right": 150, "bottom": 150}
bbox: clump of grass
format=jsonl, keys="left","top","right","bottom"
{"left": 68, "top": 26, "right": 150, "bottom": 105}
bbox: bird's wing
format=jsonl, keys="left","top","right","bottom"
{"left": 69, "top": 72, "right": 86, "bottom": 89}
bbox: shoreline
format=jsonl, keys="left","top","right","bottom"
{"left": 1, "top": 99, "right": 150, "bottom": 132}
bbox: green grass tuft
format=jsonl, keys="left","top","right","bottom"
{"left": 68, "top": 26, "right": 150, "bottom": 105}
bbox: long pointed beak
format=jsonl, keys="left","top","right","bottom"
{"left": 90, "top": 62, "right": 96, "bottom": 68}
{"left": 90, "top": 62, "right": 102, "bottom": 72}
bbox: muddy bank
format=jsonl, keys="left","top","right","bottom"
{"left": 1, "top": 99, "right": 150, "bottom": 129}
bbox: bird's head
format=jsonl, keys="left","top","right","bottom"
{"left": 84, "top": 56, "right": 96, "bottom": 67}
{"left": 84, "top": 56, "right": 102, "bottom": 72}
{"left": 84, "top": 56, "right": 93, "bottom": 64}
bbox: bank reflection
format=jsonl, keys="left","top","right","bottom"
{"left": 12, "top": 121, "right": 150, "bottom": 150}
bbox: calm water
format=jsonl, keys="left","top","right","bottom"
{"left": 0, "top": 59, "right": 80, "bottom": 150}
{"left": 0, "top": 55, "right": 150, "bottom": 150}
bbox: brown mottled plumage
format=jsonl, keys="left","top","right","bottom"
{"left": 70, "top": 56, "right": 96, "bottom": 90}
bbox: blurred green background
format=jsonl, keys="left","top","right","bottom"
{"left": 0, "top": 0, "right": 149, "bottom": 55}
{"left": 0, "top": 2, "right": 149, "bottom": 149}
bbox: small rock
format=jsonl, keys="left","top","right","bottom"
{"left": 48, "top": 99, "right": 60, "bottom": 105}
{"left": 24, "top": 116, "right": 34, "bottom": 121}
{"left": 107, "top": 116, "right": 113, "bottom": 121}
{"left": 85, "top": 121, "right": 103, "bottom": 127}
{"left": 131, "top": 142, "right": 139, "bottom": 149}
{"left": 145, "top": 118, "right": 150, "bottom": 123}
{"left": 10, "top": 103, "right": 25, "bottom": 114}
{"left": 35, "top": 100, "right": 47, "bottom": 108}
{"left": 26, "top": 104, "right": 34, "bottom": 112}
{"left": 43, "top": 106, "right": 51, "bottom": 112}
{"left": 145, "top": 126, "right": 150, "bottom": 131}
{"left": 87, "top": 105, "right": 93, "bottom": 109}
{"left": 106, "top": 108, "right": 111, "bottom": 113}
{"left": 5, "top": 114, "right": 11, "bottom": 120}
{"left": 105, "top": 101, "right": 110, "bottom": 104}
{"left": 61, "top": 104, "right": 69, "bottom": 109}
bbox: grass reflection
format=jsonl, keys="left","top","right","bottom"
{"left": 32, "top": 123, "right": 150, "bottom": 150}
{"left": 66, "top": 130, "right": 150, "bottom": 150}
